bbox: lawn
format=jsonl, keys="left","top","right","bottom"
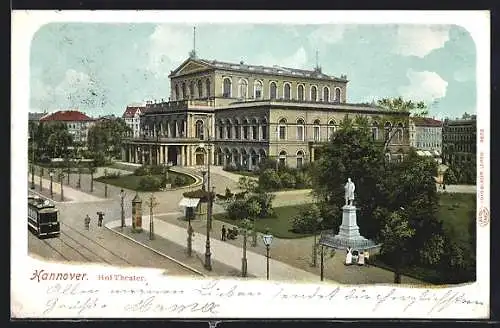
{"left": 95, "top": 172, "right": 195, "bottom": 191}
{"left": 437, "top": 192, "right": 476, "bottom": 251}
{"left": 213, "top": 204, "right": 313, "bottom": 239}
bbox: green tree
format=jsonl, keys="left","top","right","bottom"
{"left": 380, "top": 210, "right": 415, "bottom": 283}
{"left": 312, "top": 116, "right": 386, "bottom": 238}
{"left": 291, "top": 203, "right": 322, "bottom": 233}
{"left": 443, "top": 167, "right": 458, "bottom": 185}
{"left": 377, "top": 96, "right": 428, "bottom": 117}
{"left": 87, "top": 118, "right": 132, "bottom": 160}
{"left": 44, "top": 122, "right": 74, "bottom": 158}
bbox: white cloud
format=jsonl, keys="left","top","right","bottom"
{"left": 392, "top": 25, "right": 450, "bottom": 58}
{"left": 146, "top": 25, "right": 192, "bottom": 77}
{"left": 255, "top": 47, "right": 309, "bottom": 69}
{"left": 308, "top": 25, "right": 347, "bottom": 48}
{"left": 398, "top": 69, "right": 448, "bottom": 102}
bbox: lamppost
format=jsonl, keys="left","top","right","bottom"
{"left": 39, "top": 167, "right": 44, "bottom": 191}
{"left": 146, "top": 193, "right": 159, "bottom": 240}
{"left": 241, "top": 219, "right": 252, "bottom": 277}
{"left": 30, "top": 131, "right": 35, "bottom": 190}
{"left": 66, "top": 158, "right": 71, "bottom": 185}
{"left": 199, "top": 129, "right": 213, "bottom": 271}
{"left": 59, "top": 170, "right": 65, "bottom": 201}
{"left": 120, "top": 189, "right": 126, "bottom": 228}
{"left": 275, "top": 127, "right": 279, "bottom": 171}
{"left": 186, "top": 206, "right": 194, "bottom": 257}
{"left": 49, "top": 169, "right": 54, "bottom": 198}
{"left": 262, "top": 230, "right": 274, "bottom": 280}
{"left": 104, "top": 169, "right": 108, "bottom": 198}
{"left": 311, "top": 217, "right": 323, "bottom": 267}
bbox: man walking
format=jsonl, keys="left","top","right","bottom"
{"left": 97, "top": 211, "right": 104, "bottom": 227}
{"left": 84, "top": 214, "right": 91, "bottom": 230}
{"left": 221, "top": 225, "right": 227, "bottom": 241}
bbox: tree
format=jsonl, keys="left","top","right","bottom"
{"left": 43, "top": 122, "right": 74, "bottom": 158}
{"left": 87, "top": 118, "right": 132, "bottom": 160}
{"left": 291, "top": 203, "right": 322, "bottom": 233}
{"left": 312, "top": 116, "right": 386, "bottom": 238}
{"left": 377, "top": 96, "right": 428, "bottom": 117}
{"left": 380, "top": 210, "right": 415, "bottom": 283}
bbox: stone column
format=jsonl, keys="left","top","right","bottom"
{"left": 160, "top": 145, "right": 164, "bottom": 164}
{"left": 183, "top": 146, "right": 188, "bottom": 166}
{"left": 241, "top": 125, "right": 244, "bottom": 140}
{"left": 149, "top": 145, "right": 153, "bottom": 165}
{"left": 165, "top": 145, "right": 169, "bottom": 164}
{"left": 311, "top": 147, "right": 315, "bottom": 162}
{"left": 141, "top": 147, "right": 145, "bottom": 164}
{"left": 183, "top": 120, "right": 187, "bottom": 138}
{"left": 167, "top": 121, "right": 171, "bottom": 138}
{"left": 175, "top": 121, "right": 179, "bottom": 138}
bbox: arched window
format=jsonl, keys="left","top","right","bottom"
{"left": 278, "top": 118, "right": 287, "bottom": 140}
{"left": 371, "top": 121, "right": 379, "bottom": 141}
{"left": 238, "top": 79, "right": 248, "bottom": 99}
{"left": 279, "top": 150, "right": 287, "bottom": 167}
{"left": 384, "top": 121, "right": 392, "bottom": 141}
{"left": 270, "top": 82, "right": 277, "bottom": 100}
{"left": 261, "top": 118, "right": 268, "bottom": 140}
{"left": 175, "top": 84, "right": 179, "bottom": 100}
{"left": 182, "top": 83, "right": 187, "bottom": 100}
{"left": 234, "top": 119, "right": 241, "bottom": 139}
{"left": 195, "top": 120, "right": 204, "bottom": 139}
{"left": 296, "top": 118, "right": 305, "bottom": 141}
{"left": 323, "top": 87, "right": 330, "bottom": 102}
{"left": 243, "top": 118, "right": 249, "bottom": 139}
{"left": 396, "top": 123, "right": 404, "bottom": 143}
{"left": 335, "top": 88, "right": 341, "bottom": 103}
{"left": 226, "top": 119, "right": 232, "bottom": 139}
{"left": 189, "top": 81, "right": 195, "bottom": 98}
{"left": 313, "top": 119, "right": 321, "bottom": 141}
{"left": 254, "top": 80, "right": 263, "bottom": 99}
{"left": 197, "top": 80, "right": 203, "bottom": 98}
{"left": 298, "top": 84, "right": 305, "bottom": 101}
{"left": 206, "top": 79, "right": 211, "bottom": 97}
{"left": 311, "top": 86, "right": 317, "bottom": 102}
{"left": 251, "top": 118, "right": 258, "bottom": 140}
{"left": 296, "top": 150, "right": 304, "bottom": 169}
{"left": 284, "top": 83, "right": 291, "bottom": 100}
{"left": 328, "top": 120, "right": 336, "bottom": 139}
{"left": 218, "top": 120, "right": 224, "bottom": 139}
{"left": 223, "top": 78, "right": 232, "bottom": 98}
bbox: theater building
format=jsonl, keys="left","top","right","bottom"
{"left": 121, "top": 55, "right": 410, "bottom": 169}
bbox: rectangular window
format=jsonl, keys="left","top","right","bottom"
{"left": 243, "top": 126, "right": 249, "bottom": 139}
{"left": 296, "top": 126, "right": 304, "bottom": 140}
{"left": 262, "top": 126, "right": 267, "bottom": 140}
{"left": 235, "top": 127, "right": 241, "bottom": 139}
{"left": 279, "top": 126, "right": 286, "bottom": 140}
{"left": 226, "top": 126, "right": 232, "bottom": 139}
{"left": 219, "top": 127, "right": 223, "bottom": 139}
{"left": 313, "top": 127, "right": 320, "bottom": 141}
{"left": 255, "top": 90, "right": 262, "bottom": 99}
{"left": 252, "top": 126, "right": 258, "bottom": 140}
{"left": 296, "top": 157, "right": 303, "bottom": 169}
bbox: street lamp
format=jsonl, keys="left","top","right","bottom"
{"left": 104, "top": 169, "right": 108, "bottom": 198}
{"left": 186, "top": 206, "right": 194, "bottom": 257}
{"left": 199, "top": 125, "right": 213, "bottom": 271}
{"left": 49, "top": 169, "right": 54, "bottom": 198}
{"left": 262, "top": 231, "right": 274, "bottom": 280}
{"left": 120, "top": 189, "right": 126, "bottom": 228}
{"left": 30, "top": 131, "right": 35, "bottom": 189}
{"left": 311, "top": 216, "right": 323, "bottom": 267}
{"left": 275, "top": 127, "right": 279, "bottom": 171}
{"left": 146, "top": 193, "right": 159, "bottom": 240}
{"left": 59, "top": 170, "right": 65, "bottom": 201}
{"left": 241, "top": 219, "right": 252, "bottom": 277}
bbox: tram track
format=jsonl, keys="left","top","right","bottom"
{"left": 58, "top": 222, "right": 134, "bottom": 266}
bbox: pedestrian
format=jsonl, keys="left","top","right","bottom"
{"left": 97, "top": 212, "right": 104, "bottom": 227}
{"left": 221, "top": 225, "right": 227, "bottom": 241}
{"left": 443, "top": 183, "right": 446, "bottom": 191}
{"left": 84, "top": 214, "right": 90, "bottom": 230}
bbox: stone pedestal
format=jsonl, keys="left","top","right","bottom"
{"left": 338, "top": 205, "right": 361, "bottom": 239}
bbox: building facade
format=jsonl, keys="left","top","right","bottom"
{"left": 39, "top": 110, "right": 95, "bottom": 143}
{"left": 442, "top": 116, "right": 476, "bottom": 166}
{"left": 122, "top": 105, "right": 145, "bottom": 138}
{"left": 121, "top": 56, "right": 410, "bottom": 169}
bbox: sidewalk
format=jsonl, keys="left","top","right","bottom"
{"left": 105, "top": 217, "right": 328, "bottom": 282}
{"left": 31, "top": 175, "right": 104, "bottom": 203}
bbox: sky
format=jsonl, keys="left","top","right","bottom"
{"left": 30, "top": 23, "right": 477, "bottom": 120}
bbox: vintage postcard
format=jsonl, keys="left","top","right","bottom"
{"left": 11, "top": 10, "right": 490, "bottom": 319}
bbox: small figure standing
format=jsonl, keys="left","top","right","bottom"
{"left": 97, "top": 211, "right": 104, "bottom": 227}
{"left": 84, "top": 214, "right": 91, "bottom": 230}
{"left": 221, "top": 225, "right": 227, "bottom": 241}
{"left": 344, "top": 178, "right": 356, "bottom": 206}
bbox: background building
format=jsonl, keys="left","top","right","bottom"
{"left": 442, "top": 115, "right": 476, "bottom": 166}
{"left": 122, "top": 104, "right": 145, "bottom": 138}
{"left": 39, "top": 110, "right": 95, "bottom": 143}
{"left": 122, "top": 56, "right": 410, "bottom": 169}
{"left": 409, "top": 117, "right": 442, "bottom": 163}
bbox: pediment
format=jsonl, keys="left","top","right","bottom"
{"left": 171, "top": 59, "right": 212, "bottom": 77}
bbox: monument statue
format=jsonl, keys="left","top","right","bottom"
{"left": 344, "top": 178, "right": 355, "bottom": 206}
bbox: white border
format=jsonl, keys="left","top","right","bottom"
{"left": 11, "top": 10, "right": 490, "bottom": 319}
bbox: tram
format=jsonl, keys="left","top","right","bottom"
{"left": 28, "top": 195, "right": 60, "bottom": 238}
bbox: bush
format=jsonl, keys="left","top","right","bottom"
{"left": 106, "top": 171, "right": 121, "bottom": 178}
{"left": 138, "top": 175, "right": 162, "bottom": 191}
{"left": 173, "top": 176, "right": 186, "bottom": 187}
{"left": 259, "top": 169, "right": 281, "bottom": 191}
{"left": 134, "top": 165, "right": 150, "bottom": 176}
{"left": 225, "top": 199, "right": 251, "bottom": 221}
{"left": 247, "top": 192, "right": 276, "bottom": 218}
{"left": 291, "top": 204, "right": 322, "bottom": 233}
{"left": 279, "top": 172, "right": 296, "bottom": 189}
